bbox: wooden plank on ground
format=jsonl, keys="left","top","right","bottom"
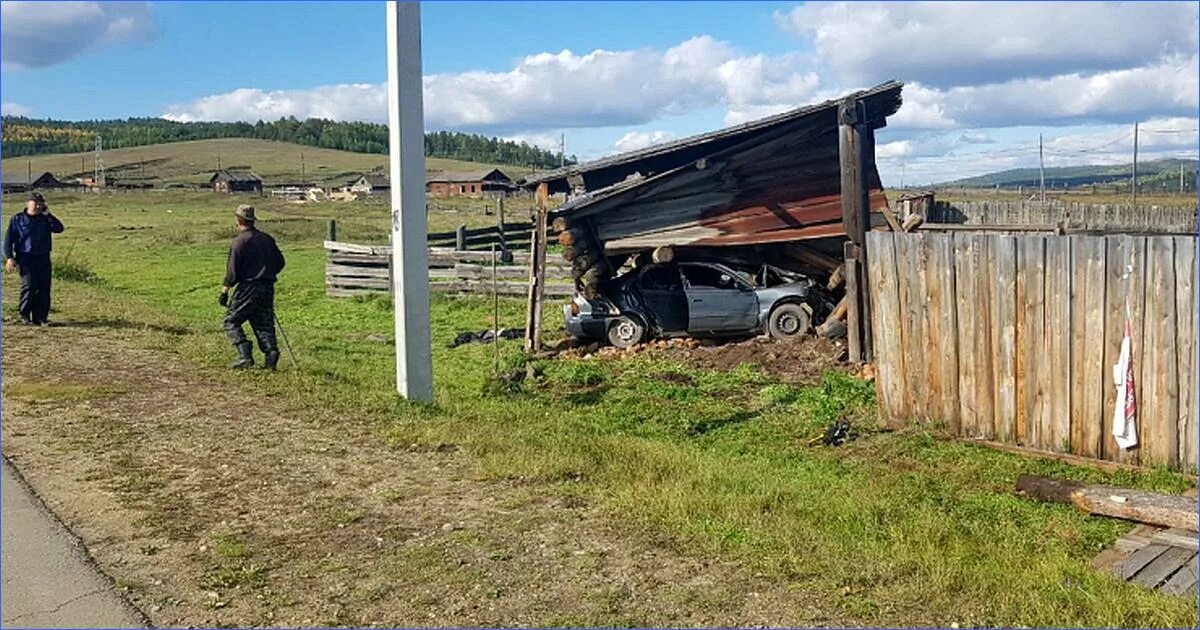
{"left": 1071, "top": 236, "right": 1107, "bottom": 459}
{"left": 1120, "top": 544, "right": 1170, "bottom": 580}
{"left": 1150, "top": 528, "right": 1200, "bottom": 551}
{"left": 1140, "top": 236, "right": 1180, "bottom": 468}
{"left": 992, "top": 236, "right": 1018, "bottom": 443}
{"left": 1174, "top": 237, "right": 1198, "bottom": 471}
{"left": 1160, "top": 554, "right": 1199, "bottom": 596}
{"left": 1044, "top": 236, "right": 1072, "bottom": 452}
{"left": 1133, "top": 547, "right": 1195, "bottom": 588}
{"left": 866, "top": 232, "right": 907, "bottom": 423}
{"left": 1114, "top": 524, "right": 1165, "bottom": 552}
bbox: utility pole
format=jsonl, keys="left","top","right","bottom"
{"left": 1131, "top": 122, "right": 1139, "bottom": 206}
{"left": 1180, "top": 163, "right": 1185, "bottom": 195}
{"left": 900, "top": 161, "right": 906, "bottom": 190}
{"left": 301, "top": 153, "right": 306, "bottom": 183}
{"left": 27, "top": 160, "right": 31, "bottom": 184}
{"left": 385, "top": 0, "right": 433, "bottom": 401}
{"left": 560, "top": 132, "right": 565, "bottom": 168}
{"left": 217, "top": 155, "right": 221, "bottom": 170}
{"left": 1038, "top": 133, "right": 1045, "bottom": 203}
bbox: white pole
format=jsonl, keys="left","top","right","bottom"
{"left": 386, "top": 0, "right": 433, "bottom": 401}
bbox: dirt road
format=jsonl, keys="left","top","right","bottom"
{"left": 1, "top": 320, "right": 836, "bottom": 627}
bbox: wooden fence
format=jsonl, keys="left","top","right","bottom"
{"left": 325, "top": 241, "right": 573, "bottom": 298}
{"left": 926, "top": 201, "right": 1197, "bottom": 233}
{"left": 866, "top": 231, "right": 1199, "bottom": 472}
{"left": 426, "top": 222, "right": 541, "bottom": 251}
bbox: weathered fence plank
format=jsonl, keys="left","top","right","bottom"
{"left": 953, "top": 234, "right": 980, "bottom": 437}
{"left": 1102, "top": 236, "right": 1143, "bottom": 466}
{"left": 931, "top": 234, "right": 960, "bottom": 431}
{"left": 1072, "top": 237, "right": 1108, "bottom": 460}
{"left": 1044, "top": 236, "right": 1072, "bottom": 452}
{"left": 927, "top": 201, "right": 1197, "bottom": 233}
{"left": 1142, "top": 237, "right": 1180, "bottom": 468}
{"left": 866, "top": 232, "right": 907, "bottom": 422}
{"left": 1176, "top": 238, "right": 1198, "bottom": 470}
{"left": 992, "top": 236, "right": 1017, "bottom": 443}
{"left": 1017, "top": 236, "right": 1047, "bottom": 447}
{"left": 974, "top": 235, "right": 997, "bottom": 439}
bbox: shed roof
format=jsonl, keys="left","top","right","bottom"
{"left": 352, "top": 174, "right": 390, "bottom": 188}
{"left": 524, "top": 81, "right": 902, "bottom": 194}
{"left": 210, "top": 169, "right": 262, "bottom": 184}
{"left": 548, "top": 82, "right": 903, "bottom": 251}
{"left": 3, "top": 171, "right": 60, "bottom": 186}
{"left": 426, "top": 168, "right": 513, "bottom": 184}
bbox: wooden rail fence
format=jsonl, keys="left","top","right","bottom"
{"left": 926, "top": 201, "right": 1197, "bottom": 233}
{"left": 325, "top": 241, "right": 573, "bottom": 298}
{"left": 866, "top": 231, "right": 1199, "bottom": 472}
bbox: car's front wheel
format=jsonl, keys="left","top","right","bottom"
{"left": 607, "top": 315, "right": 645, "bottom": 348}
{"left": 767, "top": 303, "right": 812, "bottom": 339}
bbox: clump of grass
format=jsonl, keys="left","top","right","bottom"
{"left": 52, "top": 258, "right": 102, "bottom": 283}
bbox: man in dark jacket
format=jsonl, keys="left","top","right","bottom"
{"left": 4, "top": 192, "right": 65, "bottom": 325}
{"left": 220, "top": 205, "right": 286, "bottom": 369}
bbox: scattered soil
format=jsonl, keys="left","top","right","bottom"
{"left": 1, "top": 319, "right": 847, "bottom": 628}
{"left": 569, "top": 334, "right": 850, "bottom": 385}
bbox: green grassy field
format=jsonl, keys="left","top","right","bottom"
{"left": 1, "top": 138, "right": 526, "bottom": 187}
{"left": 5, "top": 190, "right": 1197, "bottom": 627}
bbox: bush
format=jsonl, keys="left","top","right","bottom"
{"left": 52, "top": 258, "right": 101, "bottom": 283}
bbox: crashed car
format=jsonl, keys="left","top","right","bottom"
{"left": 564, "top": 261, "right": 835, "bottom": 348}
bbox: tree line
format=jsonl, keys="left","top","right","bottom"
{"left": 1, "top": 116, "right": 576, "bottom": 169}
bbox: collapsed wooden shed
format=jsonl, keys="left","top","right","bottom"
{"left": 520, "top": 81, "right": 904, "bottom": 354}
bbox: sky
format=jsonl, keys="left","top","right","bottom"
{"left": 1, "top": 1, "right": 1197, "bottom": 185}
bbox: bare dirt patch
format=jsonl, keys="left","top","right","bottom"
{"left": 2, "top": 320, "right": 845, "bottom": 627}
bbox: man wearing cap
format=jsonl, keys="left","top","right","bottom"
{"left": 3, "top": 192, "right": 65, "bottom": 325}
{"left": 220, "top": 205, "right": 286, "bottom": 369}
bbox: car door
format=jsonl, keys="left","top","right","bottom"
{"left": 680, "top": 263, "right": 759, "bottom": 334}
{"left": 636, "top": 264, "right": 687, "bottom": 333}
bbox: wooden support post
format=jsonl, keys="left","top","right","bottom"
{"left": 524, "top": 183, "right": 549, "bottom": 352}
{"left": 497, "top": 196, "right": 506, "bottom": 250}
{"left": 455, "top": 224, "right": 467, "bottom": 251}
{"left": 838, "top": 98, "right": 874, "bottom": 362}
{"left": 326, "top": 219, "right": 337, "bottom": 243}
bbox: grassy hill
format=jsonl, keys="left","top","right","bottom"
{"left": 1, "top": 138, "right": 528, "bottom": 187}
{"left": 939, "top": 158, "right": 1197, "bottom": 191}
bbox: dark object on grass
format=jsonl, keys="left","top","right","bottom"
{"left": 822, "top": 419, "right": 853, "bottom": 446}
{"left": 450, "top": 327, "right": 525, "bottom": 348}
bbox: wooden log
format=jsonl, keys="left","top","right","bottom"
{"left": 880, "top": 206, "right": 902, "bottom": 232}
{"left": 901, "top": 214, "right": 924, "bottom": 232}
{"left": 1016, "top": 474, "right": 1199, "bottom": 531}
{"left": 551, "top": 216, "right": 569, "bottom": 232}
{"left": 827, "top": 264, "right": 845, "bottom": 291}
{"left": 829, "top": 295, "right": 849, "bottom": 321}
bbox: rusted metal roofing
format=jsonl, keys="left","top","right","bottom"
{"left": 210, "top": 169, "right": 262, "bottom": 184}
{"left": 546, "top": 82, "right": 902, "bottom": 252}
{"left": 426, "top": 168, "right": 514, "bottom": 184}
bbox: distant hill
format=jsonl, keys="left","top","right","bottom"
{"left": 0, "top": 138, "right": 526, "bottom": 187}
{"left": 938, "top": 158, "right": 1198, "bottom": 193}
{"left": 1, "top": 115, "right": 575, "bottom": 170}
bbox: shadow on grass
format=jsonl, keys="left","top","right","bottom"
{"left": 60, "top": 317, "right": 192, "bottom": 336}
{"left": 686, "top": 410, "right": 759, "bottom": 436}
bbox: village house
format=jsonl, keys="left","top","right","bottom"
{"left": 426, "top": 169, "right": 515, "bottom": 198}
{"left": 2, "top": 171, "right": 70, "bottom": 194}
{"left": 210, "top": 169, "right": 263, "bottom": 194}
{"left": 347, "top": 174, "right": 390, "bottom": 196}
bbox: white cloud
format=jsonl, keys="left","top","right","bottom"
{"left": 776, "top": 1, "right": 1199, "bottom": 88}
{"left": 875, "top": 141, "right": 912, "bottom": 159}
{"left": 613, "top": 130, "right": 677, "bottom": 153}
{"left": 1, "top": 1, "right": 154, "bottom": 69}
{"left": 958, "top": 132, "right": 995, "bottom": 145}
{"left": 501, "top": 132, "right": 563, "bottom": 152}
{"left": 2, "top": 102, "right": 32, "bottom": 117}
{"left": 162, "top": 36, "right": 822, "bottom": 134}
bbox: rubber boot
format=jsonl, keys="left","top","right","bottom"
{"left": 227, "top": 341, "right": 254, "bottom": 369}
{"left": 263, "top": 349, "right": 280, "bottom": 371}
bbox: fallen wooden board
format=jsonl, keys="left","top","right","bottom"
{"left": 1016, "top": 474, "right": 1199, "bottom": 531}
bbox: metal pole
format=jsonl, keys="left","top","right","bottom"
{"left": 1038, "top": 134, "right": 1045, "bottom": 203}
{"left": 386, "top": 0, "right": 433, "bottom": 401}
{"left": 273, "top": 313, "right": 299, "bottom": 368}
{"left": 1132, "top": 122, "right": 1139, "bottom": 206}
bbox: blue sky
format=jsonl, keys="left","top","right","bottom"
{"left": 2, "top": 1, "right": 1197, "bottom": 184}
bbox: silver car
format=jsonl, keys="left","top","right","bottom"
{"left": 564, "top": 261, "right": 834, "bottom": 348}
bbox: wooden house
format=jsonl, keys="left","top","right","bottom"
{"left": 210, "top": 169, "right": 263, "bottom": 194}
{"left": 347, "top": 174, "right": 390, "bottom": 196}
{"left": 426, "top": 169, "right": 515, "bottom": 198}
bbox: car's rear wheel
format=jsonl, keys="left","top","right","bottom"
{"left": 607, "top": 315, "right": 645, "bottom": 348}
{"left": 767, "top": 303, "right": 812, "bottom": 339}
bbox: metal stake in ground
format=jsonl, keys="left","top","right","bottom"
{"left": 274, "top": 313, "right": 299, "bottom": 368}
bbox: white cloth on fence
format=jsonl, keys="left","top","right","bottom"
{"left": 1111, "top": 316, "right": 1138, "bottom": 450}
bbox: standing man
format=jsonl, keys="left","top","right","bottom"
{"left": 220, "top": 205, "right": 285, "bottom": 370}
{"left": 3, "top": 192, "right": 64, "bottom": 325}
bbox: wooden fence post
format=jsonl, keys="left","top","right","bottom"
{"left": 326, "top": 219, "right": 337, "bottom": 243}
{"left": 839, "top": 97, "right": 873, "bottom": 362}
{"left": 455, "top": 224, "right": 467, "bottom": 251}
{"left": 524, "top": 184, "right": 549, "bottom": 352}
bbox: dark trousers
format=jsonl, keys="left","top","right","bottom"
{"left": 17, "top": 255, "right": 52, "bottom": 324}
{"left": 223, "top": 281, "right": 277, "bottom": 353}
